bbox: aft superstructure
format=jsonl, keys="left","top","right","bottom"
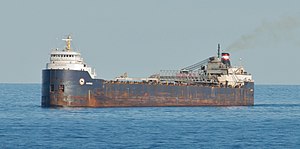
{"left": 159, "top": 44, "right": 253, "bottom": 88}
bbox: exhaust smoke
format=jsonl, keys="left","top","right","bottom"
{"left": 227, "top": 16, "right": 300, "bottom": 51}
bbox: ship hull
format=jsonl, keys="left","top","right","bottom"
{"left": 42, "top": 69, "right": 254, "bottom": 107}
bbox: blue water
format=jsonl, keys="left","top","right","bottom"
{"left": 0, "top": 84, "right": 299, "bottom": 148}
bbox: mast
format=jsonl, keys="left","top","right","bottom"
{"left": 217, "top": 44, "right": 221, "bottom": 58}
{"left": 62, "top": 35, "right": 72, "bottom": 51}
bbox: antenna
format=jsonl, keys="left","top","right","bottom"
{"left": 217, "top": 44, "right": 221, "bottom": 58}
{"left": 62, "top": 35, "right": 72, "bottom": 51}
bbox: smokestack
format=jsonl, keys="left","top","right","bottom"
{"left": 221, "top": 53, "right": 231, "bottom": 67}
{"left": 217, "top": 44, "right": 221, "bottom": 58}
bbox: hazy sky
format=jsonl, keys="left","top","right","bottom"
{"left": 1, "top": 0, "right": 300, "bottom": 84}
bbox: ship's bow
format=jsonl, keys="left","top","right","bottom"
{"left": 41, "top": 69, "right": 51, "bottom": 107}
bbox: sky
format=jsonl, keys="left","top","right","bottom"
{"left": 1, "top": 0, "right": 300, "bottom": 85}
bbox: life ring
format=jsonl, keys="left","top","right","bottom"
{"left": 79, "top": 78, "right": 85, "bottom": 85}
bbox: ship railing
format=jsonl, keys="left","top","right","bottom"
{"left": 181, "top": 58, "right": 210, "bottom": 71}
{"left": 231, "top": 67, "right": 245, "bottom": 87}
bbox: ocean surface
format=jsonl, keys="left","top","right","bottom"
{"left": 0, "top": 84, "right": 299, "bottom": 149}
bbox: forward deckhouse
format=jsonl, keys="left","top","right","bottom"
{"left": 45, "top": 35, "right": 96, "bottom": 79}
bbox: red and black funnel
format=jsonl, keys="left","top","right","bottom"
{"left": 221, "top": 53, "right": 231, "bottom": 67}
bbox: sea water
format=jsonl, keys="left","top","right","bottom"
{"left": 0, "top": 84, "right": 299, "bottom": 148}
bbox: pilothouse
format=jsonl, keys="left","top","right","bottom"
{"left": 46, "top": 35, "right": 96, "bottom": 78}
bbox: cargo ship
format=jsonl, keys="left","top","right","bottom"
{"left": 41, "top": 35, "right": 254, "bottom": 107}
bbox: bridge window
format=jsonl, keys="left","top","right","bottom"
{"left": 50, "top": 84, "right": 54, "bottom": 92}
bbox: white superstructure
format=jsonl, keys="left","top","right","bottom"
{"left": 158, "top": 44, "right": 254, "bottom": 88}
{"left": 46, "top": 35, "right": 97, "bottom": 79}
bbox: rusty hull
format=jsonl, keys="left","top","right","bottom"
{"left": 42, "top": 69, "right": 254, "bottom": 107}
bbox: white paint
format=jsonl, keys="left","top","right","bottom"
{"left": 222, "top": 55, "right": 230, "bottom": 60}
{"left": 86, "top": 82, "right": 93, "bottom": 85}
{"left": 46, "top": 49, "right": 97, "bottom": 79}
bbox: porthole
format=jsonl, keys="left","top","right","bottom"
{"left": 79, "top": 78, "right": 85, "bottom": 85}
